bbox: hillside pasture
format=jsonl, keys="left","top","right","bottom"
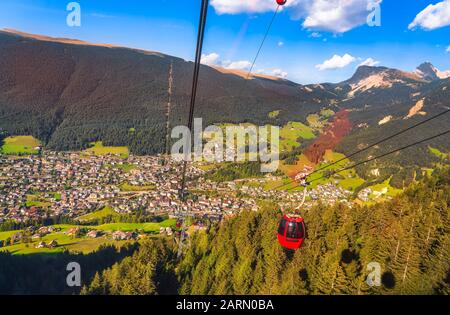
{"left": 0, "top": 219, "right": 176, "bottom": 255}
{"left": 279, "top": 122, "right": 315, "bottom": 152}
{"left": 83, "top": 141, "right": 129, "bottom": 158}
{"left": 76, "top": 206, "right": 120, "bottom": 222}
{"left": 1, "top": 136, "right": 40, "bottom": 155}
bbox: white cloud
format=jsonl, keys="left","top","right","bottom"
{"left": 271, "top": 68, "right": 288, "bottom": 79}
{"left": 211, "top": 0, "right": 284, "bottom": 15}
{"left": 256, "top": 68, "right": 289, "bottom": 79}
{"left": 201, "top": 53, "right": 252, "bottom": 71}
{"left": 309, "top": 32, "right": 322, "bottom": 38}
{"left": 200, "top": 52, "right": 287, "bottom": 78}
{"left": 201, "top": 53, "right": 221, "bottom": 66}
{"left": 359, "top": 58, "right": 380, "bottom": 67}
{"left": 447, "top": 45, "right": 450, "bottom": 52}
{"left": 316, "top": 54, "right": 356, "bottom": 71}
{"left": 211, "top": 0, "right": 379, "bottom": 33}
{"left": 201, "top": 53, "right": 251, "bottom": 71}
{"left": 299, "top": 0, "right": 376, "bottom": 33}
{"left": 409, "top": 0, "right": 450, "bottom": 30}
{"left": 225, "top": 60, "right": 252, "bottom": 71}
{"left": 278, "top": 41, "right": 284, "bottom": 47}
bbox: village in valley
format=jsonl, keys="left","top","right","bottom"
{"left": 0, "top": 135, "right": 396, "bottom": 253}
{"left": 0, "top": 150, "right": 355, "bottom": 220}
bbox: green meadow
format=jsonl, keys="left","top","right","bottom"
{"left": 279, "top": 122, "right": 315, "bottom": 152}
{"left": 25, "top": 192, "right": 61, "bottom": 208}
{"left": 76, "top": 206, "right": 120, "bottom": 222}
{"left": 115, "top": 163, "right": 137, "bottom": 172}
{"left": 292, "top": 151, "right": 364, "bottom": 190}
{"left": 0, "top": 219, "right": 176, "bottom": 255}
{"left": 83, "top": 141, "right": 129, "bottom": 158}
{"left": 119, "top": 182, "right": 156, "bottom": 192}
{"left": 1, "top": 136, "right": 40, "bottom": 155}
{"left": 368, "top": 178, "right": 403, "bottom": 200}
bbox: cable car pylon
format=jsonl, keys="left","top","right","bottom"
{"left": 163, "top": 61, "right": 173, "bottom": 166}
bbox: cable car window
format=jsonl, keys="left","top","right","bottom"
{"left": 278, "top": 219, "right": 287, "bottom": 236}
{"left": 297, "top": 222, "right": 305, "bottom": 239}
{"left": 286, "top": 221, "right": 305, "bottom": 239}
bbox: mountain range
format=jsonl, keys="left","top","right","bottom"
{"left": 0, "top": 29, "right": 448, "bottom": 182}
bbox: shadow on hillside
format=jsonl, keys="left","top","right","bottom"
{"left": 0, "top": 243, "right": 138, "bottom": 294}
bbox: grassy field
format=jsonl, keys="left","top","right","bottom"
{"left": 25, "top": 192, "right": 61, "bottom": 208}
{"left": 338, "top": 173, "right": 365, "bottom": 191}
{"left": 87, "top": 221, "right": 176, "bottom": 232}
{"left": 1, "top": 136, "right": 40, "bottom": 155}
{"left": 0, "top": 219, "right": 176, "bottom": 255}
{"left": 119, "top": 182, "right": 156, "bottom": 192}
{"left": 214, "top": 121, "right": 315, "bottom": 153}
{"left": 279, "top": 122, "right": 315, "bottom": 152}
{"left": 263, "top": 178, "right": 300, "bottom": 191}
{"left": 50, "top": 192, "right": 62, "bottom": 200}
{"left": 0, "top": 230, "right": 19, "bottom": 241}
{"left": 304, "top": 151, "right": 362, "bottom": 189}
{"left": 368, "top": 178, "right": 403, "bottom": 199}
{"left": 115, "top": 163, "right": 136, "bottom": 172}
{"left": 26, "top": 200, "right": 50, "bottom": 208}
{"left": 50, "top": 220, "right": 176, "bottom": 233}
{"left": 1, "top": 234, "right": 132, "bottom": 255}
{"left": 76, "top": 206, "right": 120, "bottom": 222}
{"left": 83, "top": 141, "right": 129, "bottom": 158}
{"left": 26, "top": 194, "right": 49, "bottom": 208}
{"left": 196, "top": 163, "right": 218, "bottom": 172}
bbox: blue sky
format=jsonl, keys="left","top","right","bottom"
{"left": 0, "top": 0, "right": 449, "bottom": 84}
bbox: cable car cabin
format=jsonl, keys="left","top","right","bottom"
{"left": 277, "top": 214, "right": 306, "bottom": 250}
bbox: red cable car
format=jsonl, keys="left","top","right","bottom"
{"left": 277, "top": 214, "right": 306, "bottom": 250}
{"left": 276, "top": 0, "right": 287, "bottom": 5}
{"left": 277, "top": 174, "right": 309, "bottom": 250}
